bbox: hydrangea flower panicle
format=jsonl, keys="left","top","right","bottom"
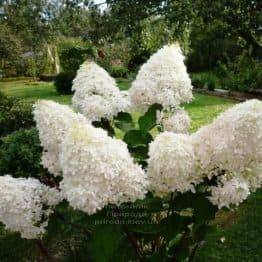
{"left": 147, "top": 132, "right": 200, "bottom": 197}
{"left": 59, "top": 122, "right": 148, "bottom": 215}
{"left": 130, "top": 44, "right": 193, "bottom": 111}
{"left": 33, "top": 100, "right": 89, "bottom": 176}
{"left": 72, "top": 61, "right": 130, "bottom": 121}
{"left": 0, "top": 175, "right": 61, "bottom": 239}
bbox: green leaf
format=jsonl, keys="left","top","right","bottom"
{"left": 89, "top": 224, "right": 122, "bottom": 262}
{"left": 114, "top": 112, "right": 135, "bottom": 132}
{"left": 128, "top": 145, "right": 149, "bottom": 161}
{"left": 124, "top": 130, "right": 153, "bottom": 147}
{"left": 173, "top": 192, "right": 218, "bottom": 222}
{"left": 138, "top": 103, "right": 162, "bottom": 133}
{"left": 92, "top": 118, "right": 115, "bottom": 137}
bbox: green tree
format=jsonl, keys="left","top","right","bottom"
{"left": 0, "top": 23, "right": 22, "bottom": 74}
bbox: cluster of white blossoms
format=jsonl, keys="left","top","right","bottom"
{"left": 192, "top": 99, "right": 262, "bottom": 208}
{"left": 147, "top": 132, "right": 200, "bottom": 197}
{"left": 157, "top": 108, "right": 191, "bottom": 133}
{"left": 59, "top": 122, "right": 148, "bottom": 215}
{"left": 129, "top": 44, "right": 193, "bottom": 111}
{"left": 209, "top": 175, "right": 250, "bottom": 209}
{"left": 72, "top": 61, "right": 130, "bottom": 121}
{"left": 0, "top": 175, "right": 61, "bottom": 239}
{"left": 29, "top": 45, "right": 261, "bottom": 223}
{"left": 33, "top": 100, "right": 89, "bottom": 176}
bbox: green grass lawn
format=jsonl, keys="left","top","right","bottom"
{"left": 0, "top": 79, "right": 72, "bottom": 104}
{"left": 0, "top": 78, "right": 261, "bottom": 261}
{"left": 0, "top": 78, "right": 235, "bottom": 132}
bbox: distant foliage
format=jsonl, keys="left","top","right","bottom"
{"left": 187, "top": 21, "right": 242, "bottom": 72}
{"left": 0, "top": 24, "right": 22, "bottom": 77}
{"left": 0, "top": 92, "right": 34, "bottom": 136}
{"left": 110, "top": 65, "right": 129, "bottom": 78}
{"left": 191, "top": 72, "right": 219, "bottom": 91}
{"left": 0, "top": 128, "right": 43, "bottom": 178}
{"left": 205, "top": 78, "right": 216, "bottom": 91}
{"left": 96, "top": 40, "right": 132, "bottom": 74}
{"left": 57, "top": 38, "right": 95, "bottom": 73}
{"left": 54, "top": 71, "right": 75, "bottom": 94}
{"left": 55, "top": 38, "right": 95, "bottom": 94}
{"left": 191, "top": 76, "right": 203, "bottom": 89}
{"left": 218, "top": 53, "right": 262, "bottom": 92}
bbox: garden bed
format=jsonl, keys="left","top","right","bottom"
{"left": 194, "top": 88, "right": 262, "bottom": 101}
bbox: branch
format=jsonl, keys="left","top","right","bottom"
{"left": 114, "top": 207, "right": 144, "bottom": 261}
{"left": 188, "top": 242, "right": 200, "bottom": 262}
{"left": 123, "top": 225, "right": 144, "bottom": 261}
{"left": 35, "top": 239, "right": 55, "bottom": 261}
{"left": 171, "top": 230, "right": 188, "bottom": 260}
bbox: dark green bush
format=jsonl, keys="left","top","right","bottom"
{"left": 192, "top": 77, "right": 204, "bottom": 89}
{"left": 187, "top": 20, "right": 242, "bottom": 72}
{"left": 54, "top": 71, "right": 75, "bottom": 94}
{"left": 205, "top": 78, "right": 216, "bottom": 91}
{"left": 55, "top": 39, "right": 96, "bottom": 94}
{"left": 218, "top": 53, "right": 262, "bottom": 92}
{"left": 110, "top": 65, "right": 129, "bottom": 78}
{"left": 0, "top": 92, "right": 34, "bottom": 136}
{"left": 58, "top": 38, "right": 95, "bottom": 73}
{"left": 0, "top": 128, "right": 44, "bottom": 178}
{"left": 39, "top": 74, "right": 56, "bottom": 82}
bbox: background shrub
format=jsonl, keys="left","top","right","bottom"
{"left": 0, "top": 92, "right": 34, "bottom": 136}
{"left": 205, "top": 78, "right": 216, "bottom": 91}
{"left": 0, "top": 128, "right": 43, "bottom": 178}
{"left": 191, "top": 72, "right": 218, "bottom": 91}
{"left": 57, "top": 38, "right": 95, "bottom": 73}
{"left": 55, "top": 38, "right": 96, "bottom": 95}
{"left": 54, "top": 72, "right": 75, "bottom": 95}
{"left": 191, "top": 76, "right": 204, "bottom": 89}
{"left": 39, "top": 74, "right": 56, "bottom": 82}
{"left": 96, "top": 40, "right": 132, "bottom": 73}
{"left": 187, "top": 21, "right": 242, "bottom": 72}
{"left": 217, "top": 53, "right": 262, "bottom": 92}
{"left": 110, "top": 65, "right": 129, "bottom": 78}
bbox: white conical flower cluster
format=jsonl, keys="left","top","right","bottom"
{"left": 209, "top": 175, "right": 250, "bottom": 209}
{"left": 59, "top": 122, "right": 148, "bottom": 215}
{"left": 192, "top": 99, "right": 262, "bottom": 208}
{"left": 33, "top": 100, "right": 89, "bottom": 176}
{"left": 147, "top": 132, "right": 199, "bottom": 197}
{"left": 157, "top": 108, "right": 191, "bottom": 133}
{"left": 193, "top": 99, "right": 262, "bottom": 177}
{"left": 130, "top": 44, "right": 193, "bottom": 111}
{"left": 0, "top": 175, "right": 61, "bottom": 239}
{"left": 72, "top": 61, "right": 130, "bottom": 121}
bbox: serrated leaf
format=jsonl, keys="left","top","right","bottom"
{"left": 114, "top": 112, "right": 135, "bottom": 132}
{"left": 123, "top": 130, "right": 153, "bottom": 146}
{"left": 128, "top": 145, "right": 149, "bottom": 161}
{"left": 138, "top": 103, "right": 162, "bottom": 133}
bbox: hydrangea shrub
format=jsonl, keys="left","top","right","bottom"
{"left": 0, "top": 44, "right": 261, "bottom": 260}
